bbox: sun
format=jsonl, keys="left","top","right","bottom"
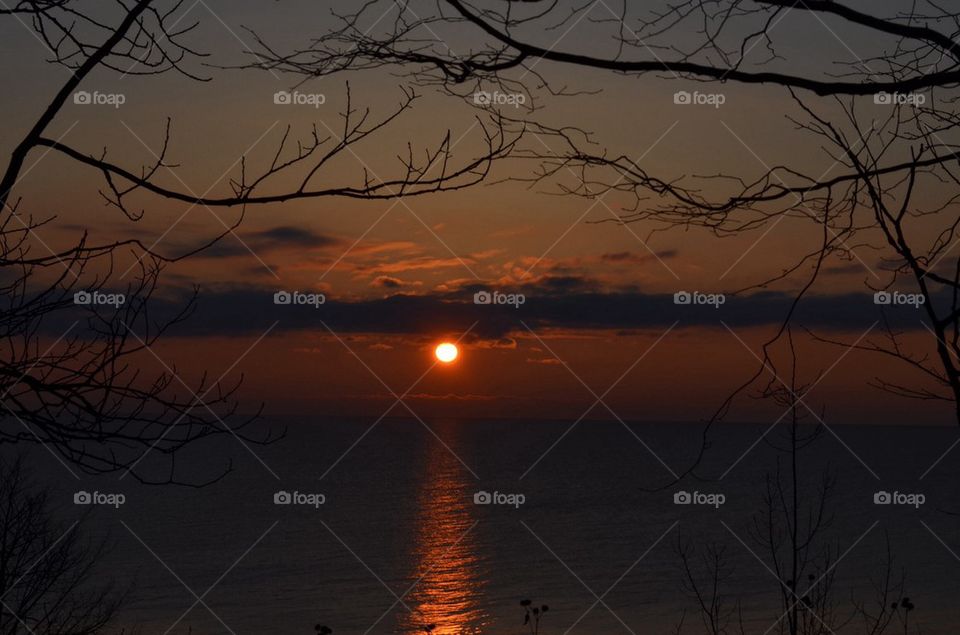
{"left": 434, "top": 342, "right": 459, "bottom": 364}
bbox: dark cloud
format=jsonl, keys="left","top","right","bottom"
{"left": 185, "top": 226, "right": 341, "bottom": 259}
{"left": 92, "top": 282, "right": 936, "bottom": 341}
{"left": 534, "top": 274, "right": 601, "bottom": 293}
{"left": 601, "top": 250, "right": 679, "bottom": 263}
{"left": 251, "top": 226, "right": 341, "bottom": 248}
{"left": 371, "top": 276, "right": 406, "bottom": 289}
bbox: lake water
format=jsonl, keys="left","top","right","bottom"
{"left": 27, "top": 418, "right": 960, "bottom": 634}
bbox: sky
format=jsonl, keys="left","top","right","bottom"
{"left": 1, "top": 0, "right": 954, "bottom": 425}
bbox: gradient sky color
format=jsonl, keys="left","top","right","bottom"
{"left": 1, "top": 0, "right": 952, "bottom": 424}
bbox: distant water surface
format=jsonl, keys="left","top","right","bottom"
{"left": 27, "top": 418, "right": 960, "bottom": 634}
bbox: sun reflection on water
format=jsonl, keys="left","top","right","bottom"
{"left": 398, "top": 424, "right": 487, "bottom": 634}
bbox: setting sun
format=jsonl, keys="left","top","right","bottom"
{"left": 434, "top": 342, "right": 459, "bottom": 364}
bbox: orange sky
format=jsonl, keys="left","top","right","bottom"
{"left": 2, "top": 0, "right": 953, "bottom": 425}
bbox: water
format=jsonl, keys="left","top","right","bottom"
{"left": 26, "top": 419, "right": 960, "bottom": 634}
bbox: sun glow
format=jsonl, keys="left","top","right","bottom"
{"left": 434, "top": 342, "right": 459, "bottom": 364}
